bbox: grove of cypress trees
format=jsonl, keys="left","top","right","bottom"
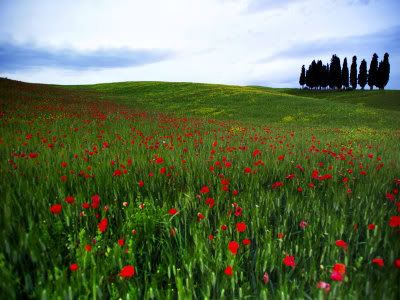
{"left": 358, "top": 59, "right": 368, "bottom": 90}
{"left": 299, "top": 65, "right": 306, "bottom": 88}
{"left": 368, "top": 53, "right": 378, "bottom": 90}
{"left": 342, "top": 57, "right": 349, "bottom": 89}
{"left": 350, "top": 56, "right": 357, "bottom": 89}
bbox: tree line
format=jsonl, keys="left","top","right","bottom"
{"left": 299, "top": 53, "right": 390, "bottom": 90}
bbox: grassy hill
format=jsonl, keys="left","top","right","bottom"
{"left": 63, "top": 81, "right": 400, "bottom": 129}
{"left": 1, "top": 78, "right": 399, "bottom": 129}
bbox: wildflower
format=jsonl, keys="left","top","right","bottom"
{"left": 317, "top": 281, "right": 331, "bottom": 293}
{"left": 224, "top": 265, "right": 233, "bottom": 276}
{"left": 283, "top": 255, "right": 296, "bottom": 268}
{"left": 98, "top": 218, "right": 108, "bottom": 233}
{"left": 389, "top": 216, "right": 400, "bottom": 227}
{"left": 335, "top": 240, "right": 348, "bottom": 249}
{"left": 372, "top": 258, "right": 384, "bottom": 267}
{"left": 69, "top": 263, "right": 78, "bottom": 272}
{"left": 120, "top": 265, "right": 135, "bottom": 278}
{"left": 65, "top": 196, "right": 75, "bottom": 204}
{"left": 228, "top": 241, "right": 239, "bottom": 255}
{"left": 263, "top": 272, "right": 269, "bottom": 284}
{"left": 50, "top": 204, "right": 62, "bottom": 215}
{"left": 169, "top": 208, "right": 178, "bottom": 215}
{"left": 236, "top": 222, "right": 247, "bottom": 232}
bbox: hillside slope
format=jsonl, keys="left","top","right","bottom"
{"left": 1, "top": 78, "right": 399, "bottom": 129}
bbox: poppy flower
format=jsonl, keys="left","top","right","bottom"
{"left": 330, "top": 270, "right": 343, "bottom": 281}
{"left": 263, "top": 272, "right": 269, "bottom": 284}
{"left": 333, "top": 263, "right": 346, "bottom": 275}
{"left": 299, "top": 220, "right": 308, "bottom": 229}
{"left": 91, "top": 195, "right": 100, "bottom": 209}
{"left": 283, "top": 255, "right": 296, "bottom": 268}
{"left": 118, "top": 239, "right": 125, "bottom": 247}
{"left": 200, "top": 186, "right": 210, "bottom": 194}
{"left": 69, "top": 263, "right": 78, "bottom": 272}
{"left": 138, "top": 180, "right": 144, "bottom": 187}
{"left": 394, "top": 259, "right": 400, "bottom": 269}
{"left": 372, "top": 258, "right": 384, "bottom": 267}
{"left": 221, "top": 224, "right": 228, "bottom": 231}
{"left": 335, "top": 240, "right": 348, "bottom": 249}
{"left": 224, "top": 265, "right": 233, "bottom": 276}
{"left": 61, "top": 162, "right": 68, "bottom": 168}
{"left": 208, "top": 234, "right": 214, "bottom": 241}
{"left": 242, "top": 238, "right": 251, "bottom": 245}
{"left": 277, "top": 233, "right": 284, "bottom": 239}
{"left": 389, "top": 216, "right": 400, "bottom": 227}
{"left": 317, "top": 281, "right": 331, "bottom": 293}
{"left": 98, "top": 218, "right": 108, "bottom": 233}
{"left": 244, "top": 167, "right": 252, "bottom": 174}
{"left": 29, "top": 153, "right": 38, "bottom": 159}
{"left": 205, "top": 198, "right": 215, "bottom": 208}
{"left": 50, "top": 204, "right": 62, "bottom": 215}
{"left": 85, "top": 244, "right": 92, "bottom": 252}
{"left": 155, "top": 157, "right": 164, "bottom": 164}
{"left": 228, "top": 241, "right": 239, "bottom": 255}
{"left": 368, "top": 224, "right": 376, "bottom": 230}
{"left": 236, "top": 222, "right": 247, "bottom": 233}
{"left": 169, "top": 208, "right": 178, "bottom": 215}
{"left": 120, "top": 265, "right": 135, "bottom": 278}
{"left": 65, "top": 196, "right": 75, "bottom": 204}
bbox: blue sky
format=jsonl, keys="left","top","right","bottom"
{"left": 0, "top": 0, "right": 399, "bottom": 88}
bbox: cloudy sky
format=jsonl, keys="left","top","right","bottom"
{"left": 0, "top": 0, "right": 399, "bottom": 88}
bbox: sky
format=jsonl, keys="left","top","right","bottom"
{"left": 0, "top": 0, "right": 399, "bottom": 88}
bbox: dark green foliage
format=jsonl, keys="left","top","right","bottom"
{"left": 368, "top": 53, "right": 378, "bottom": 90}
{"left": 342, "top": 57, "right": 349, "bottom": 89}
{"left": 376, "top": 53, "right": 390, "bottom": 90}
{"left": 330, "top": 54, "right": 342, "bottom": 89}
{"left": 299, "top": 65, "right": 306, "bottom": 88}
{"left": 350, "top": 56, "right": 358, "bottom": 89}
{"left": 358, "top": 59, "right": 368, "bottom": 90}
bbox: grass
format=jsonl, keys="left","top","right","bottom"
{"left": 0, "top": 78, "right": 400, "bottom": 299}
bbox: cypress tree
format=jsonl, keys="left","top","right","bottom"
{"left": 305, "top": 65, "right": 311, "bottom": 89}
{"left": 358, "top": 59, "right": 368, "bottom": 90}
{"left": 299, "top": 65, "right": 306, "bottom": 88}
{"left": 342, "top": 57, "right": 349, "bottom": 89}
{"left": 376, "top": 52, "right": 390, "bottom": 90}
{"left": 368, "top": 53, "right": 378, "bottom": 90}
{"left": 350, "top": 56, "right": 357, "bottom": 89}
{"left": 330, "top": 55, "right": 342, "bottom": 89}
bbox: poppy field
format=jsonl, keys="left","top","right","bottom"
{"left": 1, "top": 78, "right": 400, "bottom": 299}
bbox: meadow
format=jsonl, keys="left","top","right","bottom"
{"left": 0, "top": 78, "right": 400, "bottom": 299}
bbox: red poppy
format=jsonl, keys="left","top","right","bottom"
{"left": 221, "top": 224, "right": 228, "bottom": 231}
{"left": 224, "top": 265, "right": 233, "bottom": 276}
{"left": 120, "top": 265, "right": 135, "bottom": 278}
{"left": 317, "top": 281, "right": 331, "bottom": 293}
{"left": 85, "top": 244, "right": 92, "bottom": 252}
{"left": 91, "top": 195, "right": 101, "bottom": 209}
{"left": 65, "top": 196, "right": 75, "bottom": 204}
{"left": 242, "top": 238, "right": 251, "bottom": 245}
{"left": 169, "top": 208, "right": 178, "bottom": 215}
{"left": 330, "top": 270, "right": 343, "bottom": 281}
{"left": 29, "top": 153, "right": 38, "bottom": 159}
{"left": 368, "top": 224, "right": 376, "bottom": 230}
{"left": 277, "top": 232, "right": 284, "bottom": 239}
{"left": 244, "top": 167, "right": 252, "bottom": 174}
{"left": 263, "top": 272, "right": 269, "bottom": 284}
{"left": 394, "top": 259, "right": 400, "bottom": 269}
{"left": 118, "top": 239, "right": 125, "bottom": 247}
{"left": 236, "top": 222, "right": 247, "bottom": 233}
{"left": 205, "top": 198, "right": 215, "bottom": 208}
{"left": 155, "top": 157, "right": 164, "bottom": 164}
{"left": 208, "top": 234, "right": 214, "bottom": 240}
{"left": 69, "top": 263, "right": 78, "bottom": 272}
{"left": 61, "top": 162, "right": 68, "bottom": 168}
{"left": 200, "top": 186, "right": 210, "bottom": 194}
{"left": 372, "top": 258, "right": 384, "bottom": 267}
{"left": 389, "top": 216, "right": 400, "bottom": 227}
{"left": 283, "top": 255, "right": 296, "bottom": 268}
{"left": 335, "top": 240, "right": 348, "bottom": 249}
{"left": 228, "top": 241, "right": 239, "bottom": 255}
{"left": 333, "top": 263, "right": 346, "bottom": 275}
{"left": 50, "top": 204, "right": 62, "bottom": 215}
{"left": 138, "top": 180, "right": 144, "bottom": 187}
{"left": 98, "top": 218, "right": 108, "bottom": 233}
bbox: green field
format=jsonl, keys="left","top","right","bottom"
{"left": 1, "top": 78, "right": 400, "bottom": 299}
